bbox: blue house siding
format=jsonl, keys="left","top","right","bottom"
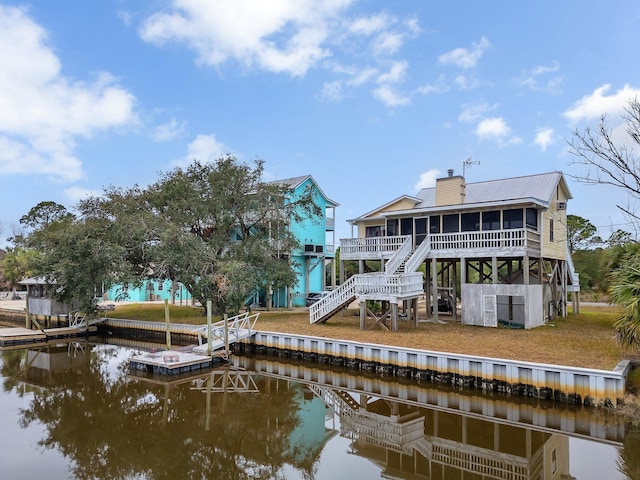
{"left": 106, "top": 279, "right": 193, "bottom": 304}
{"left": 271, "top": 176, "right": 338, "bottom": 308}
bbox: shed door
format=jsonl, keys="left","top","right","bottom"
{"left": 482, "top": 295, "right": 497, "bottom": 327}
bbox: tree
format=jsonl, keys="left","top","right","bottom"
{"left": 1, "top": 247, "right": 37, "bottom": 298}
{"left": 20, "top": 201, "right": 75, "bottom": 231}
{"left": 568, "top": 97, "right": 640, "bottom": 228}
{"left": 26, "top": 156, "right": 320, "bottom": 315}
{"left": 608, "top": 251, "right": 640, "bottom": 348}
{"left": 566, "top": 214, "right": 600, "bottom": 252}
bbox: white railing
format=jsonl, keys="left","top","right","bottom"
{"left": 309, "top": 275, "right": 358, "bottom": 324}
{"left": 342, "top": 230, "right": 541, "bottom": 260}
{"left": 353, "top": 272, "right": 424, "bottom": 298}
{"left": 191, "top": 311, "right": 260, "bottom": 348}
{"left": 340, "top": 235, "right": 411, "bottom": 259}
{"left": 429, "top": 229, "right": 540, "bottom": 252}
{"left": 309, "top": 271, "right": 424, "bottom": 323}
{"left": 384, "top": 236, "right": 413, "bottom": 274}
{"left": 405, "top": 237, "right": 432, "bottom": 273}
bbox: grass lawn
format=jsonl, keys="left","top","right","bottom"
{"left": 109, "top": 302, "right": 635, "bottom": 371}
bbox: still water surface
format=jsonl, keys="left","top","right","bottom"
{"left": 0, "top": 338, "right": 637, "bottom": 480}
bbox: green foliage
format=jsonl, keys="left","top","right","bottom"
{"left": 21, "top": 156, "right": 320, "bottom": 316}
{"left": 1, "top": 247, "right": 38, "bottom": 292}
{"left": 608, "top": 248, "right": 640, "bottom": 348}
{"left": 566, "top": 214, "right": 600, "bottom": 252}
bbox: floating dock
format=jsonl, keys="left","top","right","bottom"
{"left": 0, "top": 327, "right": 46, "bottom": 347}
{"left": 0, "top": 325, "right": 98, "bottom": 348}
{"left": 129, "top": 350, "right": 213, "bottom": 375}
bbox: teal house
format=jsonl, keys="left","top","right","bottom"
{"left": 268, "top": 175, "right": 338, "bottom": 308}
{"left": 106, "top": 279, "right": 193, "bottom": 305}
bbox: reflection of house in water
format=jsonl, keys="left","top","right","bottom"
{"left": 283, "top": 385, "right": 337, "bottom": 470}
{"left": 311, "top": 386, "right": 573, "bottom": 479}
{"left": 22, "top": 341, "right": 88, "bottom": 386}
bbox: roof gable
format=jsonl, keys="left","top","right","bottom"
{"left": 269, "top": 175, "right": 339, "bottom": 207}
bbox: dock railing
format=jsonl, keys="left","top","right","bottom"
{"left": 191, "top": 311, "right": 260, "bottom": 351}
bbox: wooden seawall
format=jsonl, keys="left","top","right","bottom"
{"left": 236, "top": 331, "right": 631, "bottom": 408}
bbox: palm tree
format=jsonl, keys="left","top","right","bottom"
{"left": 608, "top": 250, "right": 640, "bottom": 348}
{"left": 1, "top": 247, "right": 36, "bottom": 299}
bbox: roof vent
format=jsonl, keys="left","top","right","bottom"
{"left": 447, "top": 169, "right": 454, "bottom": 177}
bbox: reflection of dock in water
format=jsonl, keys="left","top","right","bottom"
{"left": 308, "top": 382, "right": 572, "bottom": 479}
{"left": 235, "top": 356, "right": 624, "bottom": 447}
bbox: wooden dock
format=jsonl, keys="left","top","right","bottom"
{"left": 0, "top": 325, "right": 97, "bottom": 348}
{"left": 0, "top": 327, "right": 46, "bottom": 347}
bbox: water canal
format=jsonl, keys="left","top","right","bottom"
{"left": 0, "top": 337, "right": 637, "bottom": 480}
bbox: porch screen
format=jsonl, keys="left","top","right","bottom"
{"left": 461, "top": 212, "right": 480, "bottom": 231}
{"left": 503, "top": 209, "right": 523, "bottom": 229}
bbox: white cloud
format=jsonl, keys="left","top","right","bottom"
{"left": 348, "top": 67, "right": 378, "bottom": 86}
{"left": 534, "top": 127, "right": 555, "bottom": 152}
{"left": 152, "top": 118, "right": 186, "bottom": 142}
{"left": 438, "top": 36, "right": 490, "bottom": 69}
{"left": 564, "top": 84, "right": 640, "bottom": 122}
{"left": 348, "top": 13, "right": 390, "bottom": 36}
{"left": 318, "top": 80, "right": 345, "bottom": 102}
{"left": 476, "top": 117, "right": 510, "bottom": 138}
{"left": 454, "top": 74, "right": 480, "bottom": 90}
{"left": 372, "top": 31, "right": 404, "bottom": 56}
{"left": 415, "top": 169, "right": 440, "bottom": 190}
{"left": 140, "top": 0, "right": 355, "bottom": 77}
{"left": 415, "top": 74, "right": 449, "bottom": 95}
{"left": 458, "top": 102, "right": 494, "bottom": 123}
{"left": 376, "top": 60, "right": 407, "bottom": 84}
{"left": 0, "top": 6, "right": 138, "bottom": 181}
{"left": 171, "top": 134, "right": 230, "bottom": 168}
{"left": 517, "top": 61, "right": 562, "bottom": 94}
{"left": 372, "top": 85, "right": 410, "bottom": 107}
{"left": 64, "top": 185, "right": 100, "bottom": 204}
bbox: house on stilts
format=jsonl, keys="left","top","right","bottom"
{"left": 309, "top": 170, "right": 580, "bottom": 330}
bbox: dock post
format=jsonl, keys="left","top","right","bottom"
{"left": 207, "top": 300, "right": 213, "bottom": 356}
{"left": 224, "top": 313, "right": 229, "bottom": 354}
{"left": 164, "top": 299, "right": 172, "bottom": 350}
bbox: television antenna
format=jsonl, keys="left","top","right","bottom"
{"left": 462, "top": 157, "right": 480, "bottom": 177}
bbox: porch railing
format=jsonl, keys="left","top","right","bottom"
{"left": 341, "top": 229, "right": 540, "bottom": 259}
{"left": 340, "top": 235, "right": 411, "bottom": 259}
{"left": 429, "top": 229, "right": 540, "bottom": 252}
{"left": 352, "top": 272, "right": 424, "bottom": 298}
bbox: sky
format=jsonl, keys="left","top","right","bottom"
{"left": 1, "top": 1, "right": 639, "bottom": 246}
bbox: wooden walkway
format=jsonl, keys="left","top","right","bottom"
{"left": 0, "top": 325, "right": 98, "bottom": 348}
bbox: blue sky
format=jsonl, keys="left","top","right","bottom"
{"left": 1, "top": 1, "right": 639, "bottom": 245}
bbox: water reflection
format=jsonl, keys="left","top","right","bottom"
{"left": 0, "top": 339, "right": 636, "bottom": 480}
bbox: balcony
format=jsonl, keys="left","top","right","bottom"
{"left": 340, "top": 229, "right": 541, "bottom": 261}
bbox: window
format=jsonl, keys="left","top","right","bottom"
{"left": 461, "top": 212, "right": 480, "bottom": 232}
{"left": 365, "top": 225, "right": 383, "bottom": 237}
{"left": 526, "top": 208, "right": 538, "bottom": 229}
{"left": 400, "top": 217, "right": 413, "bottom": 236}
{"left": 482, "top": 210, "right": 500, "bottom": 230}
{"left": 443, "top": 214, "right": 459, "bottom": 233}
{"left": 503, "top": 209, "right": 523, "bottom": 229}
{"left": 549, "top": 218, "right": 554, "bottom": 242}
{"left": 386, "top": 219, "right": 398, "bottom": 236}
{"left": 429, "top": 215, "right": 441, "bottom": 234}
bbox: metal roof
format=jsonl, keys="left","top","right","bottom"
{"left": 352, "top": 171, "right": 571, "bottom": 221}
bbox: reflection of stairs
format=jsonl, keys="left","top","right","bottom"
{"left": 307, "top": 384, "right": 425, "bottom": 455}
